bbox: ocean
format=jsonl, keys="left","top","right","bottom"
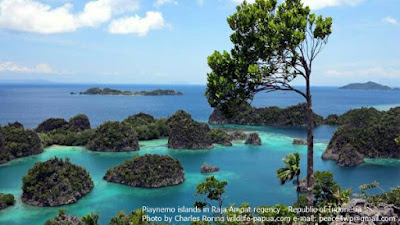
{"left": 1, "top": 84, "right": 400, "bottom": 225}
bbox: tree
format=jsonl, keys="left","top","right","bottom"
{"left": 205, "top": 0, "right": 332, "bottom": 205}
{"left": 194, "top": 176, "right": 228, "bottom": 218}
{"left": 81, "top": 211, "right": 100, "bottom": 225}
{"left": 313, "top": 171, "right": 351, "bottom": 207}
{"left": 276, "top": 152, "right": 301, "bottom": 198}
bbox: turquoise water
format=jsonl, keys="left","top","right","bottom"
{"left": 1, "top": 126, "right": 400, "bottom": 225}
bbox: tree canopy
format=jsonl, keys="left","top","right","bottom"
{"left": 206, "top": 0, "right": 332, "bottom": 111}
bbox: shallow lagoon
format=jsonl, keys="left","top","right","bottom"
{"left": 1, "top": 126, "right": 400, "bottom": 225}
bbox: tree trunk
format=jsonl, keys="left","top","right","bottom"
{"left": 305, "top": 78, "right": 314, "bottom": 207}
{"left": 296, "top": 175, "right": 300, "bottom": 201}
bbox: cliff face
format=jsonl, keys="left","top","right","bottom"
{"left": 22, "top": 158, "right": 93, "bottom": 207}
{"left": 167, "top": 110, "right": 213, "bottom": 149}
{"left": 104, "top": 154, "right": 185, "bottom": 188}
{"left": 323, "top": 107, "right": 400, "bottom": 166}
{"left": 209, "top": 103, "right": 324, "bottom": 127}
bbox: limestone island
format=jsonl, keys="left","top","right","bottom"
{"left": 104, "top": 154, "right": 185, "bottom": 188}
{"left": 87, "top": 121, "right": 140, "bottom": 152}
{"left": 209, "top": 103, "right": 325, "bottom": 126}
{"left": 322, "top": 107, "right": 400, "bottom": 166}
{"left": 167, "top": 110, "right": 213, "bottom": 149}
{"left": 0, "top": 122, "right": 42, "bottom": 164}
{"left": 339, "top": 81, "right": 400, "bottom": 91}
{"left": 0, "top": 193, "right": 15, "bottom": 210}
{"left": 200, "top": 163, "right": 219, "bottom": 173}
{"left": 22, "top": 157, "right": 94, "bottom": 207}
{"left": 245, "top": 133, "right": 262, "bottom": 145}
{"left": 79, "top": 87, "right": 183, "bottom": 96}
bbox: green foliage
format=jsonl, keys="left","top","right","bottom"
{"left": 35, "top": 118, "right": 69, "bottom": 133}
{"left": 327, "top": 107, "right": 400, "bottom": 164}
{"left": 276, "top": 153, "right": 301, "bottom": 187}
{"left": 207, "top": 129, "right": 232, "bottom": 144}
{"left": 104, "top": 154, "right": 184, "bottom": 188}
{"left": 368, "top": 187, "right": 400, "bottom": 207}
{"left": 69, "top": 114, "right": 91, "bottom": 132}
{"left": 0, "top": 193, "right": 15, "bottom": 206}
{"left": 0, "top": 124, "right": 42, "bottom": 164}
{"left": 212, "top": 103, "right": 324, "bottom": 127}
{"left": 195, "top": 176, "right": 228, "bottom": 215}
{"left": 206, "top": 0, "right": 332, "bottom": 110}
{"left": 313, "top": 171, "right": 351, "bottom": 208}
{"left": 35, "top": 114, "right": 93, "bottom": 148}
{"left": 123, "top": 113, "right": 169, "bottom": 140}
{"left": 22, "top": 157, "right": 93, "bottom": 206}
{"left": 39, "top": 129, "right": 95, "bottom": 148}
{"left": 45, "top": 209, "right": 97, "bottom": 225}
{"left": 109, "top": 209, "right": 159, "bottom": 225}
{"left": 87, "top": 121, "right": 139, "bottom": 152}
{"left": 81, "top": 211, "right": 100, "bottom": 225}
{"left": 167, "top": 110, "right": 213, "bottom": 149}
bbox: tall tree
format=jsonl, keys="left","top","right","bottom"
{"left": 205, "top": 0, "right": 332, "bottom": 205}
{"left": 277, "top": 152, "right": 301, "bottom": 198}
{"left": 194, "top": 176, "right": 228, "bottom": 218}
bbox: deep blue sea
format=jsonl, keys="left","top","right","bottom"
{"left": 1, "top": 84, "right": 400, "bottom": 225}
{"left": 1, "top": 84, "right": 400, "bottom": 128}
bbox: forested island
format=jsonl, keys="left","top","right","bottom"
{"left": 323, "top": 107, "right": 400, "bottom": 166}
{"left": 77, "top": 87, "right": 183, "bottom": 96}
{"left": 339, "top": 81, "right": 400, "bottom": 91}
{"left": 2, "top": 105, "right": 400, "bottom": 168}
{"left": 21, "top": 157, "right": 93, "bottom": 207}
{"left": 0, "top": 193, "right": 15, "bottom": 210}
{"left": 104, "top": 154, "right": 185, "bottom": 188}
{"left": 209, "top": 103, "right": 325, "bottom": 126}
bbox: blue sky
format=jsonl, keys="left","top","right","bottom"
{"left": 0, "top": 0, "right": 399, "bottom": 86}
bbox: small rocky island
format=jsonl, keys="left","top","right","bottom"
{"left": 22, "top": 157, "right": 94, "bottom": 207}
{"left": 79, "top": 87, "right": 183, "bottom": 96}
{"left": 245, "top": 133, "right": 262, "bottom": 145}
{"left": 339, "top": 81, "right": 400, "bottom": 91}
{"left": 200, "top": 163, "right": 219, "bottom": 173}
{"left": 0, "top": 193, "right": 15, "bottom": 210}
{"left": 104, "top": 154, "right": 185, "bottom": 188}
{"left": 322, "top": 107, "right": 400, "bottom": 166}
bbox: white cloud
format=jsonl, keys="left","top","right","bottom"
{"left": 382, "top": 17, "right": 398, "bottom": 25}
{"left": 302, "top": 0, "right": 365, "bottom": 10}
{"left": 0, "top": 0, "right": 140, "bottom": 34}
{"left": 0, "top": 61, "right": 55, "bottom": 73}
{"left": 108, "top": 11, "right": 166, "bottom": 36}
{"left": 326, "top": 66, "right": 400, "bottom": 79}
{"left": 154, "top": 0, "right": 178, "bottom": 7}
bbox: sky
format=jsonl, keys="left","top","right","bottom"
{"left": 0, "top": 0, "right": 399, "bottom": 86}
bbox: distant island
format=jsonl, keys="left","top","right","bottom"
{"left": 339, "top": 81, "right": 400, "bottom": 91}
{"left": 73, "top": 88, "right": 183, "bottom": 96}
